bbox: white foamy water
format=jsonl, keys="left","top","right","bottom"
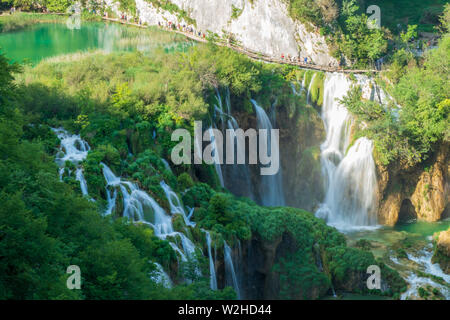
{"left": 315, "top": 73, "right": 378, "bottom": 231}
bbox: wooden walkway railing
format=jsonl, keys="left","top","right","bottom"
{"left": 104, "top": 17, "right": 380, "bottom": 74}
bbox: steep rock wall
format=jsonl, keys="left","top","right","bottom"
{"left": 106, "top": 0, "right": 338, "bottom": 66}
{"left": 377, "top": 142, "right": 449, "bottom": 226}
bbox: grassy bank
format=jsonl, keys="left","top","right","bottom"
{"left": 0, "top": 12, "right": 68, "bottom": 33}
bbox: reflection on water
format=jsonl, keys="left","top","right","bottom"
{"left": 0, "top": 22, "right": 194, "bottom": 64}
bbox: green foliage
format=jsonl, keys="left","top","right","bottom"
{"left": 0, "top": 12, "right": 66, "bottom": 33}
{"left": 341, "top": 32, "right": 449, "bottom": 166}
{"left": 337, "top": 0, "right": 388, "bottom": 66}
{"left": 0, "top": 52, "right": 232, "bottom": 300}
{"left": 177, "top": 172, "right": 194, "bottom": 190}
{"left": 286, "top": 0, "right": 388, "bottom": 66}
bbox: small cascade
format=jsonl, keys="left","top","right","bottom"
{"left": 160, "top": 181, "right": 195, "bottom": 227}
{"left": 55, "top": 129, "right": 204, "bottom": 285}
{"left": 217, "top": 89, "right": 253, "bottom": 199}
{"left": 101, "top": 164, "right": 199, "bottom": 265}
{"left": 207, "top": 126, "right": 225, "bottom": 188}
{"left": 161, "top": 158, "right": 172, "bottom": 173}
{"left": 306, "top": 73, "right": 317, "bottom": 105}
{"left": 224, "top": 241, "right": 241, "bottom": 299}
{"left": 301, "top": 74, "right": 307, "bottom": 93}
{"left": 400, "top": 243, "right": 450, "bottom": 300}
{"left": 76, "top": 168, "right": 89, "bottom": 196}
{"left": 53, "top": 128, "right": 91, "bottom": 198}
{"left": 104, "top": 187, "right": 117, "bottom": 216}
{"left": 251, "top": 99, "right": 285, "bottom": 207}
{"left": 204, "top": 230, "right": 218, "bottom": 290}
{"left": 151, "top": 262, "right": 173, "bottom": 289}
{"left": 315, "top": 73, "right": 378, "bottom": 230}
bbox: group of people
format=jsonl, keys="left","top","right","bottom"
{"left": 9, "top": 6, "right": 16, "bottom": 14}
{"left": 281, "top": 53, "right": 311, "bottom": 65}
{"left": 158, "top": 21, "right": 206, "bottom": 39}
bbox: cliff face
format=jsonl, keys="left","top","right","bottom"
{"left": 377, "top": 142, "right": 449, "bottom": 226}
{"left": 433, "top": 229, "right": 450, "bottom": 274}
{"left": 107, "top": 0, "right": 337, "bottom": 66}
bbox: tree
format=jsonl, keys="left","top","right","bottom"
{"left": 315, "top": 0, "right": 338, "bottom": 23}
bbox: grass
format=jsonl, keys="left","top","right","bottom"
{"left": 0, "top": 12, "right": 67, "bottom": 33}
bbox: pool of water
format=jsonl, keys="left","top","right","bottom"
{"left": 0, "top": 21, "right": 194, "bottom": 64}
{"left": 345, "top": 219, "right": 450, "bottom": 300}
{"left": 394, "top": 219, "right": 450, "bottom": 238}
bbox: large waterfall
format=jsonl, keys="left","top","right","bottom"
{"left": 251, "top": 99, "right": 285, "bottom": 207}
{"left": 315, "top": 73, "right": 378, "bottom": 230}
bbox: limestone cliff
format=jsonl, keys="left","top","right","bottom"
{"left": 377, "top": 142, "right": 449, "bottom": 226}
{"left": 433, "top": 229, "right": 450, "bottom": 274}
{"left": 105, "top": 0, "right": 338, "bottom": 67}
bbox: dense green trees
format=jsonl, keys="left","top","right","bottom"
{"left": 287, "top": 0, "right": 388, "bottom": 66}
{"left": 0, "top": 51, "right": 240, "bottom": 299}
{"left": 0, "top": 14, "right": 412, "bottom": 298}
{"left": 342, "top": 17, "right": 449, "bottom": 166}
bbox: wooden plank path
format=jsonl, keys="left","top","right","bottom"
{"left": 101, "top": 17, "right": 379, "bottom": 74}
{"left": 0, "top": 11, "right": 377, "bottom": 74}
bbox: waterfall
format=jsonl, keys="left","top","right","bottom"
{"left": 217, "top": 89, "right": 253, "bottom": 199}
{"left": 160, "top": 181, "right": 195, "bottom": 227}
{"left": 161, "top": 158, "right": 172, "bottom": 173}
{"left": 224, "top": 241, "right": 241, "bottom": 299}
{"left": 251, "top": 99, "right": 285, "bottom": 207}
{"left": 204, "top": 230, "right": 218, "bottom": 290}
{"left": 315, "top": 73, "right": 378, "bottom": 230}
{"left": 399, "top": 242, "right": 450, "bottom": 300}
{"left": 54, "top": 129, "right": 203, "bottom": 284}
{"left": 306, "top": 73, "right": 317, "bottom": 105}
{"left": 151, "top": 262, "right": 173, "bottom": 289}
{"left": 76, "top": 168, "right": 89, "bottom": 196}
{"left": 53, "top": 128, "right": 91, "bottom": 198}
{"left": 207, "top": 126, "right": 225, "bottom": 188}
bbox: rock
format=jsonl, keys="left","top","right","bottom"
{"left": 105, "top": 0, "right": 338, "bottom": 67}
{"left": 411, "top": 146, "right": 448, "bottom": 222}
{"left": 433, "top": 229, "right": 450, "bottom": 274}
{"left": 376, "top": 143, "right": 449, "bottom": 225}
{"left": 378, "top": 191, "right": 402, "bottom": 226}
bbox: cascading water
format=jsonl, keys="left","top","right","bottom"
{"left": 160, "top": 181, "right": 195, "bottom": 227}
{"left": 213, "top": 89, "right": 254, "bottom": 199}
{"left": 392, "top": 242, "right": 450, "bottom": 300}
{"left": 251, "top": 99, "right": 285, "bottom": 207}
{"left": 151, "top": 262, "right": 173, "bottom": 289}
{"left": 53, "top": 128, "right": 91, "bottom": 199}
{"left": 207, "top": 126, "right": 225, "bottom": 188}
{"left": 315, "top": 73, "right": 378, "bottom": 230}
{"left": 54, "top": 129, "right": 201, "bottom": 285}
{"left": 224, "top": 241, "right": 241, "bottom": 299}
{"left": 101, "top": 163, "right": 199, "bottom": 271}
{"left": 306, "top": 73, "right": 317, "bottom": 105}
{"left": 204, "top": 230, "right": 218, "bottom": 290}
{"left": 76, "top": 168, "right": 89, "bottom": 197}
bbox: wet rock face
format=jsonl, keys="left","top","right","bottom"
{"left": 377, "top": 143, "right": 449, "bottom": 226}
{"left": 279, "top": 106, "right": 325, "bottom": 211}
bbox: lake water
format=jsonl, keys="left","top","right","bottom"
{"left": 0, "top": 21, "right": 193, "bottom": 64}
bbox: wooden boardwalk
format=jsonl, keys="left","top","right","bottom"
{"left": 102, "top": 17, "right": 379, "bottom": 74}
